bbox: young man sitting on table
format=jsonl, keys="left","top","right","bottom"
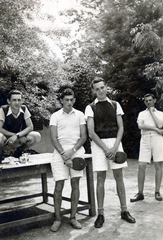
{"left": 0, "top": 89, "right": 41, "bottom": 162}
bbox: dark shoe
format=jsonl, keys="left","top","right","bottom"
{"left": 13, "top": 147, "right": 23, "bottom": 158}
{"left": 0, "top": 151, "right": 3, "bottom": 163}
{"left": 94, "top": 214, "right": 105, "bottom": 228}
{"left": 0, "top": 150, "right": 10, "bottom": 163}
{"left": 121, "top": 211, "right": 136, "bottom": 223}
{"left": 130, "top": 193, "right": 144, "bottom": 202}
{"left": 155, "top": 192, "right": 162, "bottom": 201}
{"left": 23, "top": 149, "right": 39, "bottom": 154}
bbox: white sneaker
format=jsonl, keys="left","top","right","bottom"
{"left": 50, "top": 220, "right": 61, "bottom": 232}
{"left": 70, "top": 219, "right": 82, "bottom": 229}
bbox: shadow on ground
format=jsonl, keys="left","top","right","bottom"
{"left": 0, "top": 158, "right": 163, "bottom": 240}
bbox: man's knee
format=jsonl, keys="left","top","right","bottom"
{"left": 97, "top": 171, "right": 106, "bottom": 184}
{"left": 113, "top": 168, "right": 123, "bottom": 182}
{"left": 154, "top": 162, "right": 162, "bottom": 171}
{"left": 55, "top": 180, "right": 64, "bottom": 192}
{"left": 0, "top": 133, "right": 6, "bottom": 146}
{"left": 138, "top": 162, "right": 147, "bottom": 171}
{"left": 71, "top": 177, "right": 80, "bottom": 189}
{"left": 18, "top": 137, "right": 28, "bottom": 146}
{"left": 32, "top": 131, "right": 41, "bottom": 143}
{"left": 27, "top": 131, "right": 41, "bottom": 144}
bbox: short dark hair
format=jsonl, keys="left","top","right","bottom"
{"left": 7, "top": 89, "right": 22, "bottom": 100}
{"left": 91, "top": 77, "right": 106, "bottom": 88}
{"left": 144, "top": 93, "right": 155, "bottom": 100}
{"left": 60, "top": 88, "right": 75, "bottom": 99}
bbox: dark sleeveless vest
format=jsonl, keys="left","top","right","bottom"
{"left": 90, "top": 100, "right": 118, "bottom": 138}
{"left": 2, "top": 105, "right": 26, "bottom": 133}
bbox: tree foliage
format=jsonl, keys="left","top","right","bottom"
{"left": 1, "top": 0, "right": 163, "bottom": 157}
{"left": 86, "top": 0, "right": 163, "bottom": 157}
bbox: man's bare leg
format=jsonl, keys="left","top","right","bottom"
{"left": 51, "top": 180, "right": 64, "bottom": 232}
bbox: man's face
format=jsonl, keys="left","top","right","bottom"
{"left": 8, "top": 94, "right": 22, "bottom": 112}
{"left": 61, "top": 95, "right": 75, "bottom": 112}
{"left": 92, "top": 81, "right": 107, "bottom": 101}
{"left": 144, "top": 96, "right": 156, "bottom": 108}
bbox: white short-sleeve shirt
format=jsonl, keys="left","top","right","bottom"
{"left": 50, "top": 108, "right": 86, "bottom": 147}
{"left": 137, "top": 108, "right": 163, "bottom": 135}
{"left": 0, "top": 105, "right": 31, "bottom": 122}
{"left": 85, "top": 97, "right": 124, "bottom": 119}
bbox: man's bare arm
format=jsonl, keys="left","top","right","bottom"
{"left": 113, "top": 114, "right": 123, "bottom": 149}
{"left": 50, "top": 125, "right": 71, "bottom": 163}
{"left": 138, "top": 119, "right": 163, "bottom": 134}
{"left": 50, "top": 125, "right": 65, "bottom": 154}
{"left": 63, "top": 124, "right": 87, "bottom": 159}
{"left": 106, "top": 114, "right": 124, "bottom": 159}
{"left": 0, "top": 118, "right": 34, "bottom": 144}
{"left": 50, "top": 124, "right": 87, "bottom": 168}
{"left": 149, "top": 108, "right": 163, "bottom": 129}
{"left": 73, "top": 124, "right": 87, "bottom": 151}
{"left": 0, "top": 118, "right": 33, "bottom": 137}
{"left": 0, "top": 120, "right": 15, "bottom": 137}
{"left": 87, "top": 116, "right": 110, "bottom": 155}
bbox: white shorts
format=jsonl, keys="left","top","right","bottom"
{"left": 139, "top": 134, "right": 163, "bottom": 163}
{"left": 51, "top": 146, "right": 85, "bottom": 181}
{"left": 91, "top": 138, "right": 128, "bottom": 171}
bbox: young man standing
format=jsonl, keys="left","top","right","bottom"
{"left": 49, "top": 88, "right": 87, "bottom": 232}
{"left": 0, "top": 89, "right": 41, "bottom": 161}
{"left": 85, "top": 77, "right": 135, "bottom": 228}
{"left": 131, "top": 94, "right": 163, "bottom": 202}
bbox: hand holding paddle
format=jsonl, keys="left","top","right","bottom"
{"left": 64, "top": 159, "right": 73, "bottom": 168}
{"left": 64, "top": 157, "right": 86, "bottom": 171}
{"left": 72, "top": 157, "right": 86, "bottom": 170}
{"left": 114, "top": 151, "right": 127, "bottom": 164}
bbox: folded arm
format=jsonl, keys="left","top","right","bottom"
{"left": 0, "top": 118, "right": 33, "bottom": 144}
{"left": 149, "top": 108, "right": 163, "bottom": 129}
{"left": 138, "top": 119, "right": 163, "bottom": 135}
{"left": 0, "top": 120, "right": 15, "bottom": 137}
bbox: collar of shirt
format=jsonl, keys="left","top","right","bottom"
{"left": 145, "top": 108, "right": 157, "bottom": 112}
{"left": 94, "top": 97, "right": 112, "bottom": 104}
{"left": 58, "top": 108, "right": 76, "bottom": 116}
{"left": 7, "top": 106, "right": 24, "bottom": 118}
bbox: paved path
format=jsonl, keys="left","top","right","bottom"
{"left": 0, "top": 159, "right": 163, "bottom": 240}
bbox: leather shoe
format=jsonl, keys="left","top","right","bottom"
{"left": 121, "top": 211, "right": 136, "bottom": 223}
{"left": 130, "top": 193, "right": 144, "bottom": 202}
{"left": 155, "top": 192, "right": 162, "bottom": 201}
{"left": 94, "top": 214, "right": 105, "bottom": 228}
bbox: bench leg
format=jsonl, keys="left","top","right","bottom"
{"left": 41, "top": 173, "right": 48, "bottom": 203}
{"left": 86, "top": 158, "right": 96, "bottom": 216}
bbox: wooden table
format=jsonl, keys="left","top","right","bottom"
{"left": 0, "top": 154, "right": 96, "bottom": 230}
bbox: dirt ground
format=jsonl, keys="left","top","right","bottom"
{"left": 0, "top": 158, "right": 163, "bottom": 240}
{"left": 0, "top": 128, "right": 163, "bottom": 240}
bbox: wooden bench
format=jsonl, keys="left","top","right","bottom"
{"left": 0, "top": 154, "right": 96, "bottom": 230}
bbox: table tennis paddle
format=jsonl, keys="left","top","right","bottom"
{"left": 114, "top": 151, "right": 127, "bottom": 164}
{"left": 72, "top": 157, "right": 86, "bottom": 170}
